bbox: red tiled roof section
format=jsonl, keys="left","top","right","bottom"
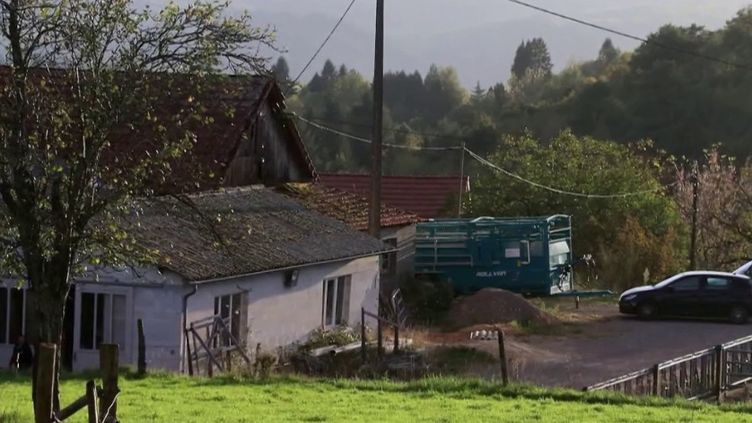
{"left": 278, "top": 183, "right": 420, "bottom": 231}
{"left": 318, "top": 174, "right": 470, "bottom": 219}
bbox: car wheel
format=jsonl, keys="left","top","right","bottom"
{"left": 729, "top": 306, "right": 749, "bottom": 324}
{"left": 637, "top": 303, "right": 657, "bottom": 320}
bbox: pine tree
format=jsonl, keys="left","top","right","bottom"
{"left": 598, "top": 38, "right": 620, "bottom": 64}
{"left": 272, "top": 56, "right": 290, "bottom": 82}
{"left": 511, "top": 38, "right": 553, "bottom": 79}
{"left": 471, "top": 81, "right": 485, "bottom": 103}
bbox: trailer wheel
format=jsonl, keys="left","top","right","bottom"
{"left": 637, "top": 303, "right": 657, "bottom": 320}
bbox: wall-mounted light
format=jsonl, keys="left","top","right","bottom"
{"left": 284, "top": 269, "right": 299, "bottom": 288}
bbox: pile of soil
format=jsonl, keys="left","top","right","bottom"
{"left": 447, "top": 288, "right": 558, "bottom": 328}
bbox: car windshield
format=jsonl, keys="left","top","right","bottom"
{"left": 734, "top": 261, "right": 752, "bottom": 276}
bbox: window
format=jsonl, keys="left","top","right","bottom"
{"left": 79, "top": 292, "right": 126, "bottom": 350}
{"left": 381, "top": 238, "right": 398, "bottom": 276}
{"left": 0, "top": 287, "right": 26, "bottom": 345}
{"left": 706, "top": 277, "right": 730, "bottom": 290}
{"left": 549, "top": 241, "right": 571, "bottom": 268}
{"left": 213, "top": 293, "right": 244, "bottom": 347}
{"left": 322, "top": 276, "right": 351, "bottom": 327}
{"left": 670, "top": 276, "right": 701, "bottom": 291}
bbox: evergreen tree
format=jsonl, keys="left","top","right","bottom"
{"left": 471, "top": 81, "right": 485, "bottom": 103}
{"left": 272, "top": 56, "right": 290, "bottom": 82}
{"left": 597, "top": 38, "right": 619, "bottom": 64}
{"left": 511, "top": 38, "right": 553, "bottom": 79}
{"left": 321, "top": 59, "right": 337, "bottom": 84}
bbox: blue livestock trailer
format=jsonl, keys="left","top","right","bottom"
{"left": 414, "top": 215, "right": 577, "bottom": 296}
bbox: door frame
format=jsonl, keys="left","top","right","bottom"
{"left": 72, "top": 283, "right": 133, "bottom": 370}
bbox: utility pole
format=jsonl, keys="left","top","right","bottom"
{"left": 368, "top": 0, "right": 384, "bottom": 238}
{"left": 457, "top": 142, "right": 465, "bottom": 218}
{"left": 689, "top": 160, "right": 699, "bottom": 270}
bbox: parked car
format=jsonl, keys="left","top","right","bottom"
{"left": 619, "top": 271, "right": 752, "bottom": 323}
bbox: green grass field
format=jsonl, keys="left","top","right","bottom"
{"left": 2, "top": 372, "right": 752, "bottom": 422}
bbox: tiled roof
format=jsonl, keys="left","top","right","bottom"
{"left": 278, "top": 183, "right": 420, "bottom": 231}
{"left": 318, "top": 174, "right": 470, "bottom": 219}
{"left": 129, "top": 187, "right": 385, "bottom": 282}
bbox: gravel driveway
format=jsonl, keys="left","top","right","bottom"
{"left": 507, "top": 315, "right": 752, "bottom": 389}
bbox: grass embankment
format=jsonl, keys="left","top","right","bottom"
{"left": 1, "top": 372, "right": 751, "bottom": 422}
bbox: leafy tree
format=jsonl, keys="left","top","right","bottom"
{"left": 0, "top": 0, "right": 273, "bottom": 416}
{"left": 466, "top": 132, "right": 683, "bottom": 290}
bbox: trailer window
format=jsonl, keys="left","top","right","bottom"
{"left": 549, "top": 241, "right": 570, "bottom": 268}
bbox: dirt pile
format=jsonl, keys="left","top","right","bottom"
{"left": 447, "top": 288, "right": 557, "bottom": 328}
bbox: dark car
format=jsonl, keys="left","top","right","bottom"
{"left": 619, "top": 271, "right": 752, "bottom": 324}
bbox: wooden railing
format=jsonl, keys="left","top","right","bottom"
{"left": 585, "top": 334, "right": 752, "bottom": 401}
{"left": 361, "top": 308, "right": 401, "bottom": 363}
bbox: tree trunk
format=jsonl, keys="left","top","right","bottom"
{"left": 28, "top": 284, "right": 68, "bottom": 418}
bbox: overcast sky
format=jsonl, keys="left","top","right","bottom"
{"left": 150, "top": 1, "right": 752, "bottom": 87}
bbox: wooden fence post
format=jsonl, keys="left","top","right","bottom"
{"left": 652, "top": 364, "right": 661, "bottom": 396}
{"left": 34, "top": 343, "right": 56, "bottom": 423}
{"left": 393, "top": 325, "right": 399, "bottom": 354}
{"left": 497, "top": 328, "right": 509, "bottom": 385}
{"left": 100, "top": 344, "right": 120, "bottom": 422}
{"left": 377, "top": 318, "right": 383, "bottom": 357}
{"left": 86, "top": 380, "right": 99, "bottom": 423}
{"left": 137, "top": 318, "right": 146, "bottom": 376}
{"left": 361, "top": 308, "right": 367, "bottom": 364}
{"left": 715, "top": 344, "right": 724, "bottom": 403}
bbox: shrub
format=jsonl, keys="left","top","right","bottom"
{"left": 398, "top": 275, "right": 454, "bottom": 324}
{"left": 302, "top": 325, "right": 360, "bottom": 351}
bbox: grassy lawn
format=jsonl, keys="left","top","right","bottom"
{"left": 2, "top": 372, "right": 752, "bottom": 422}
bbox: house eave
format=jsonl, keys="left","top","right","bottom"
{"left": 188, "top": 250, "right": 388, "bottom": 286}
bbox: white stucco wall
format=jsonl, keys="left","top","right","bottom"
{"left": 185, "top": 255, "right": 380, "bottom": 355}
{"left": 2, "top": 255, "right": 380, "bottom": 373}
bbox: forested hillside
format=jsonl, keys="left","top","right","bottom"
{"left": 280, "top": 7, "right": 752, "bottom": 175}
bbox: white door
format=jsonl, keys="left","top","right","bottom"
{"left": 73, "top": 286, "right": 132, "bottom": 371}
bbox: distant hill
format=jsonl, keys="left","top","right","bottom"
{"left": 240, "top": 0, "right": 750, "bottom": 88}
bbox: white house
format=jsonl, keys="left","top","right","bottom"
{"left": 0, "top": 186, "right": 385, "bottom": 371}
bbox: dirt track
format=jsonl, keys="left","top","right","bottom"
{"left": 433, "top": 301, "right": 752, "bottom": 389}
{"left": 510, "top": 316, "right": 752, "bottom": 388}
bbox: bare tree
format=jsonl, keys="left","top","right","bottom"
{"left": 0, "top": 0, "right": 274, "bottom": 417}
{"left": 675, "top": 149, "right": 752, "bottom": 269}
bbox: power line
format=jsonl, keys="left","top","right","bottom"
{"left": 299, "top": 115, "right": 476, "bottom": 144}
{"left": 289, "top": 0, "right": 357, "bottom": 89}
{"left": 295, "top": 114, "right": 462, "bottom": 151}
{"left": 297, "top": 115, "right": 679, "bottom": 198}
{"left": 507, "top": 0, "right": 752, "bottom": 72}
{"left": 465, "top": 148, "right": 678, "bottom": 199}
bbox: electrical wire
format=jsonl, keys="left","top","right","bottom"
{"left": 289, "top": 0, "right": 357, "bottom": 89}
{"left": 507, "top": 0, "right": 752, "bottom": 71}
{"left": 295, "top": 114, "right": 463, "bottom": 151}
{"left": 465, "top": 148, "right": 679, "bottom": 199}
{"left": 297, "top": 114, "right": 679, "bottom": 198}
{"left": 298, "top": 115, "right": 476, "bottom": 144}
